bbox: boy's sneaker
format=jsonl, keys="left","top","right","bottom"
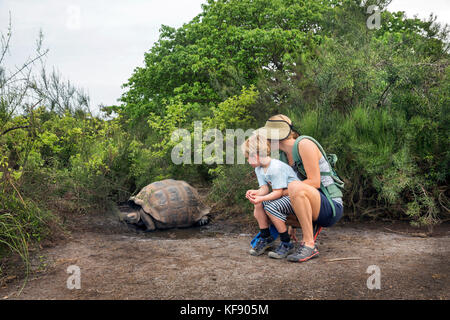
{"left": 249, "top": 236, "right": 275, "bottom": 256}
{"left": 287, "top": 244, "right": 319, "bottom": 262}
{"left": 268, "top": 241, "right": 295, "bottom": 259}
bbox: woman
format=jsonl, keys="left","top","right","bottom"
{"left": 253, "top": 114, "right": 344, "bottom": 262}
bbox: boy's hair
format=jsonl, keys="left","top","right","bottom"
{"left": 241, "top": 134, "right": 271, "bottom": 158}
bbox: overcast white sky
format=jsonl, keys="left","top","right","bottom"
{"left": 0, "top": 0, "right": 448, "bottom": 116}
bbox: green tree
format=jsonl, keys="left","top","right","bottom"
{"left": 116, "top": 0, "right": 336, "bottom": 125}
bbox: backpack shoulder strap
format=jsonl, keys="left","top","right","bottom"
{"left": 293, "top": 135, "right": 329, "bottom": 164}
{"left": 278, "top": 150, "right": 289, "bottom": 165}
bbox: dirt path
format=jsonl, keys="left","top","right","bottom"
{"left": 1, "top": 212, "right": 449, "bottom": 300}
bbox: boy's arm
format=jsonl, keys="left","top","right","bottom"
{"left": 246, "top": 185, "right": 269, "bottom": 201}
{"left": 257, "top": 189, "right": 283, "bottom": 202}
{"left": 256, "top": 185, "right": 270, "bottom": 196}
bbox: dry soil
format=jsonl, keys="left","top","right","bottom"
{"left": 0, "top": 211, "right": 449, "bottom": 300}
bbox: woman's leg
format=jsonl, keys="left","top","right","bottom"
{"left": 288, "top": 181, "right": 321, "bottom": 248}
{"left": 253, "top": 203, "right": 270, "bottom": 229}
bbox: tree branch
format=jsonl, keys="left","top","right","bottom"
{"left": 1, "top": 125, "right": 30, "bottom": 136}
{"left": 0, "top": 11, "right": 12, "bottom": 66}
{"left": 1, "top": 99, "right": 42, "bottom": 136}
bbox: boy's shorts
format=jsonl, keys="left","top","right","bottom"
{"left": 262, "top": 196, "right": 295, "bottom": 222}
{"left": 262, "top": 190, "right": 343, "bottom": 227}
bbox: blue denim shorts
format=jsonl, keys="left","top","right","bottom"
{"left": 315, "top": 189, "right": 343, "bottom": 227}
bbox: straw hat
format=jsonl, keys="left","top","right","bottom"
{"left": 254, "top": 115, "right": 296, "bottom": 141}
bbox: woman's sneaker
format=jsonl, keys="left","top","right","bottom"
{"left": 287, "top": 244, "right": 319, "bottom": 262}
{"left": 268, "top": 241, "right": 295, "bottom": 259}
{"left": 249, "top": 236, "right": 275, "bottom": 256}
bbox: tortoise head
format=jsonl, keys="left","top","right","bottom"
{"left": 123, "top": 200, "right": 142, "bottom": 224}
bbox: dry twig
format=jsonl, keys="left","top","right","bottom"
{"left": 325, "top": 257, "right": 361, "bottom": 262}
{"left": 384, "top": 227, "right": 429, "bottom": 238}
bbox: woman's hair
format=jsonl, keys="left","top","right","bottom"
{"left": 268, "top": 114, "right": 300, "bottom": 140}
{"left": 241, "top": 134, "right": 271, "bottom": 158}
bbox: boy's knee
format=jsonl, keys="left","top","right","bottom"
{"left": 253, "top": 203, "right": 263, "bottom": 217}
{"left": 254, "top": 203, "right": 263, "bottom": 209}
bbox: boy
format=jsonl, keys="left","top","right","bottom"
{"left": 241, "top": 134, "right": 300, "bottom": 259}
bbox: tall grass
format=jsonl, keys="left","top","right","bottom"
{"left": 0, "top": 185, "right": 54, "bottom": 292}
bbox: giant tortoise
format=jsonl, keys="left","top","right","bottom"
{"left": 121, "top": 179, "right": 210, "bottom": 232}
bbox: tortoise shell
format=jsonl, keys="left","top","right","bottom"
{"left": 129, "top": 179, "right": 210, "bottom": 228}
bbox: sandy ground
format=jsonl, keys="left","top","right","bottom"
{"left": 0, "top": 212, "right": 449, "bottom": 300}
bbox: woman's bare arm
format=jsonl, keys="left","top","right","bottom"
{"left": 298, "top": 139, "right": 321, "bottom": 189}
